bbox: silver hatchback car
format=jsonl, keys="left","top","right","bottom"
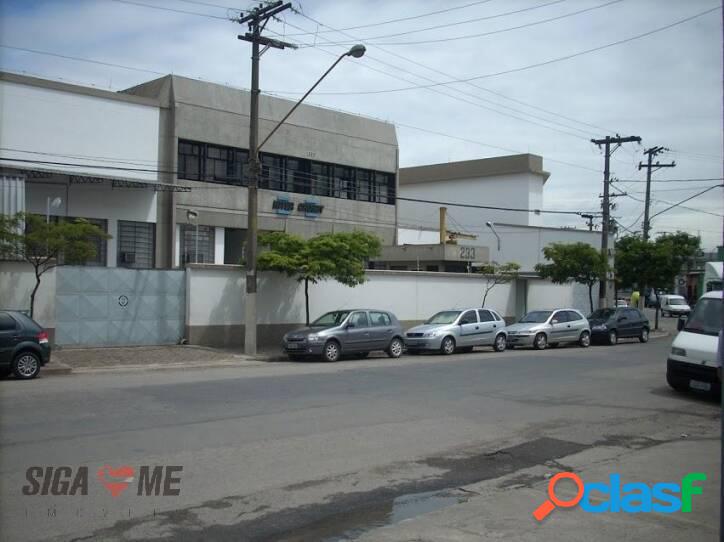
{"left": 505, "top": 309, "right": 591, "bottom": 350}
{"left": 404, "top": 308, "right": 508, "bottom": 355}
{"left": 283, "top": 309, "right": 405, "bottom": 362}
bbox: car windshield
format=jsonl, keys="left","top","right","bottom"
{"left": 519, "top": 311, "right": 552, "bottom": 323}
{"left": 668, "top": 298, "right": 686, "bottom": 305}
{"left": 589, "top": 309, "right": 616, "bottom": 319}
{"left": 683, "top": 298, "right": 721, "bottom": 336}
{"left": 310, "top": 311, "right": 351, "bottom": 327}
{"left": 425, "top": 311, "right": 461, "bottom": 325}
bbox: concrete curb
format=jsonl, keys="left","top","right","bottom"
{"left": 40, "top": 362, "right": 73, "bottom": 377}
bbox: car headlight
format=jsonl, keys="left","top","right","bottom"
{"left": 671, "top": 347, "right": 687, "bottom": 356}
{"left": 423, "top": 330, "right": 442, "bottom": 337}
{"left": 307, "top": 334, "right": 321, "bottom": 342}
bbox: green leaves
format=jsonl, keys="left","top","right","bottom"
{"left": 535, "top": 242, "right": 607, "bottom": 287}
{"left": 615, "top": 231, "right": 700, "bottom": 289}
{"left": 257, "top": 230, "right": 382, "bottom": 286}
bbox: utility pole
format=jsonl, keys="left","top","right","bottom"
{"left": 591, "top": 135, "right": 641, "bottom": 309}
{"left": 638, "top": 146, "right": 675, "bottom": 241}
{"left": 237, "top": 1, "right": 295, "bottom": 355}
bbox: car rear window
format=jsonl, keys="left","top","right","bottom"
{"left": 7, "top": 312, "right": 41, "bottom": 332}
{"left": 0, "top": 313, "right": 18, "bottom": 331}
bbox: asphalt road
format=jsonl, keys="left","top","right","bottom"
{"left": 0, "top": 335, "right": 718, "bottom": 541}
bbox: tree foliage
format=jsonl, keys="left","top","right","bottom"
{"left": 257, "top": 231, "right": 382, "bottom": 325}
{"left": 534, "top": 242, "right": 607, "bottom": 312}
{"left": 478, "top": 261, "right": 521, "bottom": 307}
{"left": 0, "top": 212, "right": 110, "bottom": 317}
{"left": 615, "top": 231, "right": 700, "bottom": 292}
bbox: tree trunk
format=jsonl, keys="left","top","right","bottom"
{"left": 482, "top": 287, "right": 490, "bottom": 307}
{"left": 304, "top": 277, "right": 310, "bottom": 326}
{"left": 588, "top": 283, "right": 594, "bottom": 313}
{"left": 30, "top": 269, "right": 41, "bottom": 319}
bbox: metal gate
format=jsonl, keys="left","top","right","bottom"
{"left": 55, "top": 267, "right": 185, "bottom": 346}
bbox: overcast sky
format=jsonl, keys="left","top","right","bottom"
{"left": 1, "top": 0, "right": 722, "bottom": 248}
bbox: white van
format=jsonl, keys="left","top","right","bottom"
{"left": 660, "top": 294, "right": 691, "bottom": 317}
{"left": 667, "top": 290, "right": 722, "bottom": 395}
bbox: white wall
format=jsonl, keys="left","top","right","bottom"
{"left": 0, "top": 80, "right": 159, "bottom": 181}
{"left": 187, "top": 267, "right": 516, "bottom": 327}
{"left": 0, "top": 261, "right": 55, "bottom": 328}
{"left": 398, "top": 172, "right": 544, "bottom": 231}
{"left": 527, "top": 280, "right": 596, "bottom": 314}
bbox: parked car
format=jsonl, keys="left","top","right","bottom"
{"left": 615, "top": 299, "right": 629, "bottom": 308}
{"left": 659, "top": 294, "right": 691, "bottom": 317}
{"left": 506, "top": 309, "right": 590, "bottom": 350}
{"left": 282, "top": 309, "right": 405, "bottom": 362}
{"left": 667, "top": 290, "right": 722, "bottom": 396}
{"left": 0, "top": 310, "right": 51, "bottom": 379}
{"left": 588, "top": 307, "right": 650, "bottom": 345}
{"left": 404, "top": 308, "right": 507, "bottom": 355}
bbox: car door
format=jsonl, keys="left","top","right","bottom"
{"left": 457, "top": 310, "right": 480, "bottom": 346}
{"left": 369, "top": 311, "right": 394, "bottom": 350}
{"left": 343, "top": 311, "right": 373, "bottom": 352}
{"left": 565, "top": 311, "right": 585, "bottom": 341}
{"left": 476, "top": 310, "right": 497, "bottom": 345}
{"left": 549, "top": 311, "right": 570, "bottom": 342}
{"left": 624, "top": 308, "right": 642, "bottom": 337}
{"left": 0, "top": 312, "right": 20, "bottom": 364}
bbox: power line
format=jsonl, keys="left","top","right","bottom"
{"left": 284, "top": 0, "right": 499, "bottom": 36}
{"left": 615, "top": 177, "right": 724, "bottom": 183}
{"left": 109, "top": 0, "right": 231, "bottom": 19}
{"left": 649, "top": 185, "right": 724, "bottom": 219}
{"left": 314, "top": 0, "right": 622, "bottom": 46}
{"left": 396, "top": 196, "right": 599, "bottom": 216}
{"left": 270, "top": 6, "right": 721, "bottom": 95}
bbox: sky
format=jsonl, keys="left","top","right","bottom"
{"left": 1, "top": 0, "right": 722, "bottom": 249}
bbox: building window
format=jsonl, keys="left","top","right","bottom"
{"left": 118, "top": 221, "right": 155, "bottom": 269}
{"left": 286, "top": 158, "right": 310, "bottom": 194}
{"left": 178, "top": 141, "right": 202, "bottom": 181}
{"left": 374, "top": 172, "right": 394, "bottom": 204}
{"left": 180, "top": 224, "right": 215, "bottom": 264}
{"left": 224, "top": 228, "right": 245, "bottom": 265}
{"left": 356, "top": 169, "right": 371, "bottom": 202}
{"left": 260, "top": 154, "right": 286, "bottom": 191}
{"left": 310, "top": 162, "right": 332, "bottom": 197}
{"left": 63, "top": 217, "right": 107, "bottom": 266}
{"left": 333, "top": 165, "right": 353, "bottom": 200}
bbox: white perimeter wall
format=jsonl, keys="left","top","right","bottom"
{"left": 0, "top": 261, "right": 55, "bottom": 327}
{"left": 0, "top": 80, "right": 159, "bottom": 181}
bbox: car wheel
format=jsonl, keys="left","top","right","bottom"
{"left": 387, "top": 337, "right": 404, "bottom": 359}
{"left": 579, "top": 331, "right": 591, "bottom": 348}
{"left": 440, "top": 336, "right": 456, "bottom": 355}
{"left": 639, "top": 328, "right": 649, "bottom": 343}
{"left": 533, "top": 333, "right": 547, "bottom": 350}
{"left": 493, "top": 334, "right": 506, "bottom": 352}
{"left": 322, "top": 340, "right": 341, "bottom": 363}
{"left": 12, "top": 351, "right": 40, "bottom": 380}
{"left": 608, "top": 330, "right": 617, "bottom": 345}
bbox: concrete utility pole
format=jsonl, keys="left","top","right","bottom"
{"left": 638, "top": 146, "right": 675, "bottom": 241}
{"left": 591, "top": 135, "right": 641, "bottom": 308}
{"left": 237, "top": 1, "right": 295, "bottom": 355}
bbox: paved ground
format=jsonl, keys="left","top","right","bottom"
{"left": 0, "top": 335, "right": 718, "bottom": 542}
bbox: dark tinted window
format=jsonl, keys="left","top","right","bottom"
{"left": 0, "top": 313, "right": 17, "bottom": 331}
{"left": 565, "top": 311, "right": 582, "bottom": 321}
{"left": 460, "top": 310, "right": 478, "bottom": 324}
{"left": 477, "top": 310, "right": 494, "bottom": 322}
{"left": 349, "top": 312, "right": 369, "bottom": 328}
{"left": 370, "top": 311, "right": 391, "bottom": 326}
{"left": 552, "top": 311, "right": 569, "bottom": 323}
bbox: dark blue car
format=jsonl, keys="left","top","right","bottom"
{"left": 0, "top": 311, "right": 51, "bottom": 379}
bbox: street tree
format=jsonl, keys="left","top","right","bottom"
{"left": 0, "top": 212, "right": 109, "bottom": 318}
{"left": 478, "top": 261, "right": 521, "bottom": 307}
{"left": 615, "top": 231, "right": 700, "bottom": 298}
{"left": 534, "top": 242, "right": 607, "bottom": 313}
{"left": 257, "top": 231, "right": 382, "bottom": 325}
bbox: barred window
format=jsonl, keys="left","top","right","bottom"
{"left": 117, "top": 221, "right": 155, "bottom": 269}
{"left": 181, "top": 224, "right": 215, "bottom": 264}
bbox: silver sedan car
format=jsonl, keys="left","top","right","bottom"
{"left": 505, "top": 309, "right": 591, "bottom": 350}
{"left": 404, "top": 308, "right": 508, "bottom": 355}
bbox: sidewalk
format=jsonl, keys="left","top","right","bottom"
{"left": 356, "top": 437, "right": 718, "bottom": 542}
{"left": 50, "top": 344, "right": 278, "bottom": 374}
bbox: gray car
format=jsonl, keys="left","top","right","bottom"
{"left": 505, "top": 309, "right": 591, "bottom": 350}
{"left": 282, "top": 309, "right": 405, "bottom": 362}
{"left": 404, "top": 308, "right": 508, "bottom": 355}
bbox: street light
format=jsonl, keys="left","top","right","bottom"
{"left": 186, "top": 209, "right": 199, "bottom": 264}
{"left": 486, "top": 221, "right": 501, "bottom": 252}
{"left": 46, "top": 196, "right": 62, "bottom": 223}
{"left": 243, "top": 43, "right": 366, "bottom": 355}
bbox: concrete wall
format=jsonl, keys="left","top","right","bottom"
{"left": 0, "top": 78, "right": 160, "bottom": 182}
{"left": 0, "top": 261, "right": 56, "bottom": 338}
{"left": 398, "top": 172, "right": 544, "bottom": 230}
